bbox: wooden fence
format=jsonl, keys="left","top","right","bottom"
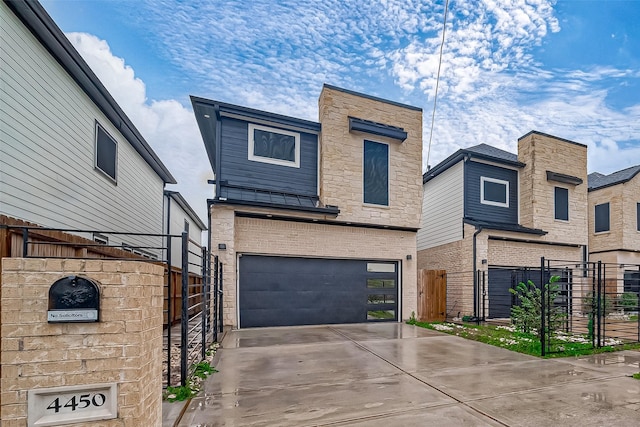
{"left": 417, "top": 269, "right": 447, "bottom": 322}
{"left": 0, "top": 215, "right": 202, "bottom": 327}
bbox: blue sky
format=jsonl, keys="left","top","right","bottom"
{"left": 40, "top": 0, "right": 640, "bottom": 222}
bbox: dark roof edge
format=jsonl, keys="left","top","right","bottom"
{"left": 322, "top": 84, "right": 422, "bottom": 112}
{"left": 190, "top": 95, "right": 321, "bottom": 132}
{"left": 5, "top": 0, "right": 176, "bottom": 184}
{"left": 234, "top": 211, "right": 420, "bottom": 232}
{"left": 423, "top": 148, "right": 524, "bottom": 184}
{"left": 588, "top": 167, "right": 640, "bottom": 191}
{"left": 518, "top": 130, "right": 587, "bottom": 148}
{"left": 164, "top": 190, "right": 207, "bottom": 230}
{"left": 211, "top": 198, "right": 340, "bottom": 216}
{"left": 464, "top": 218, "right": 548, "bottom": 236}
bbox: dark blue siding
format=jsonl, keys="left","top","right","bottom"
{"left": 219, "top": 117, "right": 318, "bottom": 196}
{"left": 465, "top": 161, "right": 518, "bottom": 224}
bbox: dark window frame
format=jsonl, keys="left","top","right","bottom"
{"left": 95, "top": 122, "right": 118, "bottom": 183}
{"left": 637, "top": 202, "right": 640, "bottom": 232}
{"left": 594, "top": 202, "right": 610, "bottom": 233}
{"left": 363, "top": 140, "right": 389, "bottom": 206}
{"left": 554, "top": 187, "right": 569, "bottom": 221}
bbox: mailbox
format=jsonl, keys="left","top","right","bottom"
{"left": 48, "top": 276, "right": 100, "bottom": 323}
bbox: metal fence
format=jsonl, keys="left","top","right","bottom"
{"left": 0, "top": 220, "right": 221, "bottom": 388}
{"left": 443, "top": 257, "right": 640, "bottom": 356}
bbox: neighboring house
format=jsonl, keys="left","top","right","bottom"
{"left": 191, "top": 84, "right": 423, "bottom": 328}
{"left": 587, "top": 165, "right": 640, "bottom": 294}
{"left": 163, "top": 190, "right": 207, "bottom": 272}
{"left": 417, "top": 131, "right": 589, "bottom": 318}
{"left": 0, "top": 0, "right": 176, "bottom": 255}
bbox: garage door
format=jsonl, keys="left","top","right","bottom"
{"left": 239, "top": 255, "right": 398, "bottom": 328}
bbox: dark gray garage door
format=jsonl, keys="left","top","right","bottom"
{"left": 239, "top": 255, "right": 398, "bottom": 328}
{"left": 488, "top": 267, "right": 572, "bottom": 319}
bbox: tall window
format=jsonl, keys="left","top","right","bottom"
{"left": 480, "top": 177, "right": 509, "bottom": 207}
{"left": 248, "top": 123, "right": 300, "bottom": 168}
{"left": 637, "top": 202, "right": 640, "bottom": 232}
{"left": 363, "top": 140, "right": 389, "bottom": 206}
{"left": 594, "top": 202, "right": 610, "bottom": 233}
{"left": 95, "top": 122, "right": 117, "bottom": 182}
{"left": 554, "top": 187, "right": 569, "bottom": 220}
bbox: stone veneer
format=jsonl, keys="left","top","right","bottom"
{"left": 517, "top": 132, "right": 588, "bottom": 246}
{"left": 1, "top": 258, "right": 164, "bottom": 427}
{"left": 318, "top": 85, "right": 423, "bottom": 228}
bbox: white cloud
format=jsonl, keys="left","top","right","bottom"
{"left": 66, "top": 32, "right": 213, "bottom": 225}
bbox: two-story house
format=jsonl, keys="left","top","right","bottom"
{"left": 163, "top": 190, "right": 207, "bottom": 272}
{"left": 192, "top": 84, "right": 423, "bottom": 328}
{"left": 1, "top": 0, "right": 176, "bottom": 255}
{"left": 417, "top": 131, "right": 589, "bottom": 319}
{"left": 587, "top": 165, "right": 640, "bottom": 294}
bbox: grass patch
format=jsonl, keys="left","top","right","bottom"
{"left": 633, "top": 373, "right": 640, "bottom": 380}
{"left": 408, "top": 320, "right": 640, "bottom": 358}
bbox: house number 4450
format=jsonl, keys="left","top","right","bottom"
{"left": 46, "top": 393, "right": 106, "bottom": 413}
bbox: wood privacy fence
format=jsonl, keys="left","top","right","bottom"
{"left": 417, "top": 269, "right": 446, "bottom": 322}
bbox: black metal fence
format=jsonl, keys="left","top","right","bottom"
{"left": 444, "top": 258, "right": 640, "bottom": 356}
{"left": 0, "top": 222, "right": 222, "bottom": 388}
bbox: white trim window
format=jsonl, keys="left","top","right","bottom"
{"left": 95, "top": 122, "right": 118, "bottom": 183}
{"left": 248, "top": 123, "right": 300, "bottom": 168}
{"left": 480, "top": 176, "right": 509, "bottom": 208}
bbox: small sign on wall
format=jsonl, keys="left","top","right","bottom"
{"left": 48, "top": 276, "right": 100, "bottom": 323}
{"left": 28, "top": 383, "right": 117, "bottom": 426}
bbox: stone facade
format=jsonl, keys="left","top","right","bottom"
{"left": 318, "top": 86, "right": 423, "bottom": 228}
{"left": 589, "top": 173, "right": 640, "bottom": 254}
{"left": 517, "top": 132, "right": 588, "bottom": 246}
{"left": 1, "top": 258, "right": 164, "bottom": 427}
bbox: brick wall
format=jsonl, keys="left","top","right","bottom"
{"left": 318, "top": 86, "right": 423, "bottom": 229}
{"left": 1, "top": 258, "right": 164, "bottom": 427}
{"left": 517, "top": 132, "right": 588, "bottom": 246}
{"left": 210, "top": 207, "right": 418, "bottom": 327}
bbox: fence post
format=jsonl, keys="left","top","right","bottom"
{"left": 219, "top": 261, "right": 224, "bottom": 333}
{"left": 180, "top": 231, "right": 189, "bottom": 386}
{"left": 22, "top": 228, "right": 29, "bottom": 257}
{"left": 166, "top": 236, "right": 173, "bottom": 386}
{"left": 201, "top": 246, "right": 208, "bottom": 360}
{"left": 213, "top": 255, "right": 218, "bottom": 342}
{"left": 596, "top": 261, "right": 602, "bottom": 347}
{"left": 540, "top": 257, "right": 546, "bottom": 357}
{"left": 482, "top": 271, "right": 486, "bottom": 321}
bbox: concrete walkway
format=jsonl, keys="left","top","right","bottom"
{"left": 175, "top": 323, "right": 640, "bottom": 426}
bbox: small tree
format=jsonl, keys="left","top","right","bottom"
{"left": 510, "top": 275, "right": 565, "bottom": 336}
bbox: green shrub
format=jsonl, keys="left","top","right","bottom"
{"left": 510, "top": 276, "right": 565, "bottom": 336}
{"left": 619, "top": 292, "right": 639, "bottom": 312}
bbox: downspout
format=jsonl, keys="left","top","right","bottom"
{"left": 472, "top": 225, "right": 483, "bottom": 320}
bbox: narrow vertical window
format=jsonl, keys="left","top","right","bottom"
{"left": 637, "top": 202, "right": 640, "bottom": 232}
{"left": 363, "top": 140, "right": 389, "bottom": 206}
{"left": 95, "top": 122, "right": 117, "bottom": 182}
{"left": 554, "top": 187, "right": 569, "bottom": 220}
{"left": 594, "top": 202, "right": 610, "bottom": 233}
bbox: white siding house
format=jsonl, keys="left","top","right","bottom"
{"left": 163, "top": 191, "right": 207, "bottom": 272}
{"left": 0, "top": 0, "right": 176, "bottom": 251}
{"left": 417, "top": 161, "right": 464, "bottom": 250}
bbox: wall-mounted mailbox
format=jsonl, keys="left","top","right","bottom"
{"left": 48, "top": 276, "right": 100, "bottom": 323}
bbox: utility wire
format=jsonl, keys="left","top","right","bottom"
{"left": 426, "top": 0, "right": 450, "bottom": 171}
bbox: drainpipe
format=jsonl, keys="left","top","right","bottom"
{"left": 472, "top": 225, "right": 484, "bottom": 320}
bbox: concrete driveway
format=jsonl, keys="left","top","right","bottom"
{"left": 177, "top": 323, "right": 640, "bottom": 426}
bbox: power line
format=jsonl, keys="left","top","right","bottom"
{"left": 426, "top": 0, "right": 450, "bottom": 171}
